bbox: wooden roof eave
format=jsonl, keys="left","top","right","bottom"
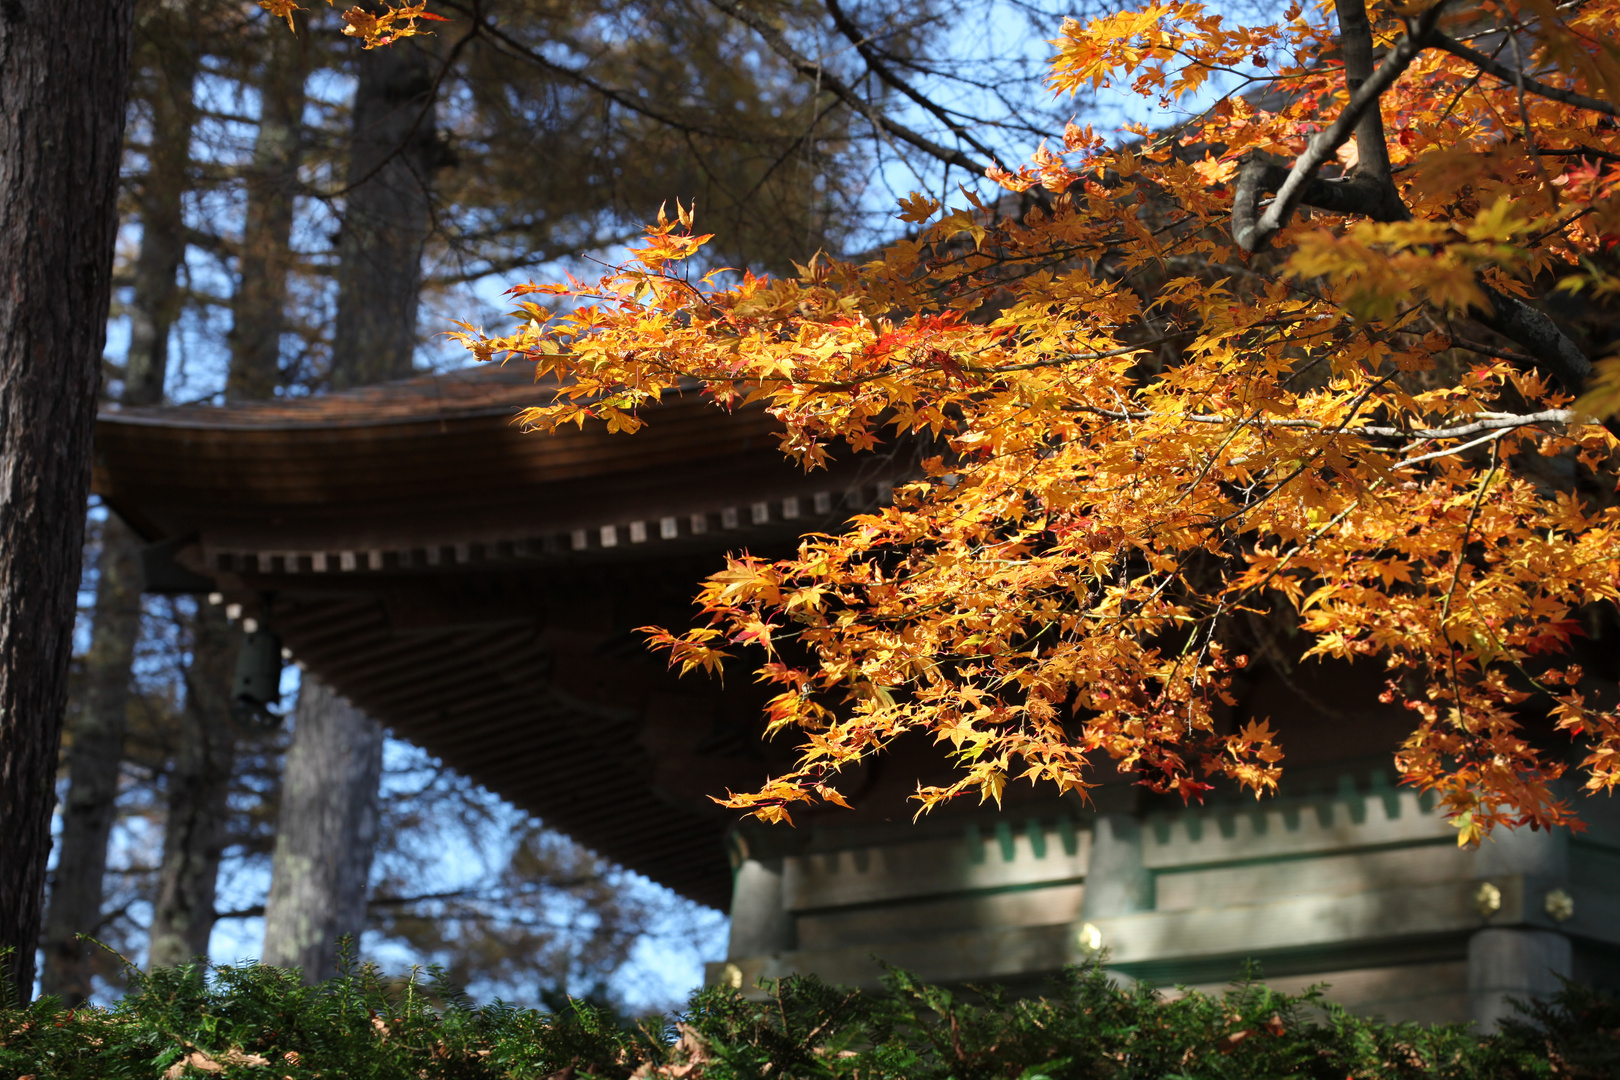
{"left": 89, "top": 366, "right": 914, "bottom": 912}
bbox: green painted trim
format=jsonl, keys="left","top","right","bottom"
{"left": 965, "top": 823, "right": 986, "bottom": 865}
{"left": 1337, "top": 775, "right": 1367, "bottom": 824}
{"left": 1057, "top": 816, "right": 1079, "bottom": 857}
{"left": 1147, "top": 835, "right": 1455, "bottom": 877}
{"left": 790, "top": 875, "right": 1088, "bottom": 917}
{"left": 1108, "top": 931, "right": 1472, "bottom": 987}
{"left": 995, "top": 820, "right": 1017, "bottom": 862}
{"left": 1369, "top": 770, "right": 1402, "bottom": 820}
{"left": 1027, "top": 817, "right": 1048, "bottom": 859}
{"left": 1145, "top": 774, "right": 1443, "bottom": 849}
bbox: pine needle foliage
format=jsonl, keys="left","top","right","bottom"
{"left": 3, "top": 952, "right": 1617, "bottom": 1079}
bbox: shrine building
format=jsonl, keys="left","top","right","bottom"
{"left": 93, "top": 363, "right": 1620, "bottom": 1029}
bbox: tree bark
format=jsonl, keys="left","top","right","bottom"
{"left": 260, "top": 676, "right": 384, "bottom": 982}
{"left": 40, "top": 7, "right": 201, "bottom": 1000}
{"left": 226, "top": 15, "right": 310, "bottom": 402}
{"left": 1335, "top": 0, "right": 1394, "bottom": 185}
{"left": 0, "top": 0, "right": 135, "bottom": 998}
{"left": 40, "top": 516, "right": 143, "bottom": 1003}
{"left": 329, "top": 37, "right": 437, "bottom": 389}
{"left": 123, "top": 4, "right": 198, "bottom": 408}
{"left": 147, "top": 603, "right": 238, "bottom": 968}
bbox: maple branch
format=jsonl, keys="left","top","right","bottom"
{"left": 1337, "top": 0, "right": 1395, "bottom": 183}
{"left": 701, "top": 0, "right": 992, "bottom": 176}
{"left": 1230, "top": 161, "right": 1409, "bottom": 231}
{"left": 1469, "top": 287, "right": 1592, "bottom": 390}
{"left": 1197, "top": 370, "right": 1404, "bottom": 529}
{"left": 1231, "top": 5, "right": 1593, "bottom": 391}
{"left": 1233, "top": 5, "right": 1443, "bottom": 253}
{"left": 1070, "top": 406, "right": 1578, "bottom": 441}
{"left": 1439, "top": 439, "right": 1501, "bottom": 713}
{"left": 1375, "top": 408, "right": 1577, "bottom": 440}
{"left": 1426, "top": 332, "right": 1540, "bottom": 366}
{"left": 1397, "top": 426, "right": 1521, "bottom": 469}
{"left": 1506, "top": 28, "right": 1553, "bottom": 192}
{"left": 1431, "top": 30, "right": 1620, "bottom": 119}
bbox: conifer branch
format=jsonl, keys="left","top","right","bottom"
{"left": 702, "top": 0, "right": 992, "bottom": 176}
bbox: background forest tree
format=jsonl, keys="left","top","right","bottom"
{"left": 37, "top": 0, "right": 1121, "bottom": 1005}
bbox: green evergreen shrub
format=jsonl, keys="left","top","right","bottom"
{"left": 2, "top": 952, "right": 1616, "bottom": 1079}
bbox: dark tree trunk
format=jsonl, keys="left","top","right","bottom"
{"left": 40, "top": 516, "right": 143, "bottom": 1003}
{"left": 40, "top": 8, "right": 200, "bottom": 1000}
{"left": 226, "top": 15, "right": 310, "bottom": 402}
{"left": 329, "top": 38, "right": 436, "bottom": 389}
{"left": 147, "top": 603, "right": 238, "bottom": 968}
{"left": 260, "top": 677, "right": 384, "bottom": 981}
{"left": 0, "top": 0, "right": 135, "bottom": 998}
{"left": 123, "top": 6, "right": 198, "bottom": 408}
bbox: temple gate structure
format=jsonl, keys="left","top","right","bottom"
{"left": 94, "top": 363, "right": 1620, "bottom": 1028}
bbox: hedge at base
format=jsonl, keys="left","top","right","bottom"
{"left": 2, "top": 956, "right": 1617, "bottom": 1079}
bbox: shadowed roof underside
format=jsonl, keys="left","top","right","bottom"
{"left": 94, "top": 364, "right": 912, "bottom": 910}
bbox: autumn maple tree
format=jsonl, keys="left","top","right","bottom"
{"left": 457, "top": 0, "right": 1620, "bottom": 845}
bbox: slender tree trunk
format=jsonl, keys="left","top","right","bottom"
{"left": 261, "top": 37, "right": 438, "bottom": 976}
{"left": 147, "top": 603, "right": 237, "bottom": 968}
{"left": 329, "top": 37, "right": 436, "bottom": 389}
{"left": 40, "top": 516, "right": 143, "bottom": 1002}
{"left": 226, "top": 15, "right": 310, "bottom": 402}
{"left": 261, "top": 677, "right": 384, "bottom": 981}
{"left": 146, "top": 14, "right": 316, "bottom": 973}
{"left": 123, "top": 8, "right": 198, "bottom": 408}
{"left": 0, "top": 0, "right": 135, "bottom": 998}
{"left": 130, "top": 13, "right": 312, "bottom": 977}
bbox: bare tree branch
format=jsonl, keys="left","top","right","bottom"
{"left": 1070, "top": 405, "right": 1579, "bottom": 440}
{"left": 436, "top": 0, "right": 749, "bottom": 141}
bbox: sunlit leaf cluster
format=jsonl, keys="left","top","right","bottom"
{"left": 260, "top": 0, "right": 448, "bottom": 47}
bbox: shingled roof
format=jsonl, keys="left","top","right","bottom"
{"left": 94, "top": 363, "right": 913, "bottom": 910}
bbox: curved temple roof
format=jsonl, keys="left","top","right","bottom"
{"left": 95, "top": 364, "right": 910, "bottom": 910}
